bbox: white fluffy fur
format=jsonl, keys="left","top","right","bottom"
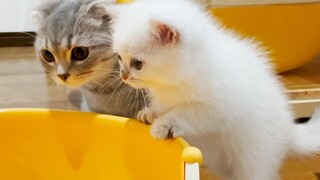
{"left": 113, "top": 0, "right": 320, "bottom": 179}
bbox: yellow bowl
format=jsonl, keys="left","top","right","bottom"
{"left": 212, "top": 3, "right": 320, "bottom": 73}
{"left": 0, "top": 109, "right": 202, "bottom": 180}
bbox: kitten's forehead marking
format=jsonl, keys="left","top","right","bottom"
{"left": 61, "top": 36, "right": 73, "bottom": 63}
{"left": 45, "top": 37, "right": 49, "bottom": 49}
{"left": 60, "top": 36, "right": 70, "bottom": 49}
{"left": 67, "top": 35, "right": 72, "bottom": 49}
{"left": 47, "top": 37, "right": 54, "bottom": 51}
{"left": 65, "top": 49, "right": 72, "bottom": 63}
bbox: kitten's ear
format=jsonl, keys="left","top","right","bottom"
{"left": 87, "top": 1, "right": 119, "bottom": 21}
{"left": 30, "top": 11, "right": 43, "bottom": 25}
{"left": 149, "top": 20, "right": 179, "bottom": 45}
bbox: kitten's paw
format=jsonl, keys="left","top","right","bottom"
{"left": 136, "top": 108, "right": 157, "bottom": 124}
{"left": 80, "top": 99, "right": 91, "bottom": 112}
{"left": 150, "top": 120, "right": 178, "bottom": 140}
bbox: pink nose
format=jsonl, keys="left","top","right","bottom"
{"left": 57, "top": 73, "right": 70, "bottom": 81}
{"left": 122, "top": 74, "right": 128, "bottom": 80}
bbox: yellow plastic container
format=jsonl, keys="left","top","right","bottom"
{"left": 0, "top": 109, "right": 202, "bottom": 180}
{"left": 212, "top": 3, "right": 320, "bottom": 73}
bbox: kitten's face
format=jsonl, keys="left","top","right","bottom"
{"left": 114, "top": 20, "right": 181, "bottom": 89}
{"left": 34, "top": 0, "right": 116, "bottom": 88}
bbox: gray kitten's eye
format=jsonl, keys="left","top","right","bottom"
{"left": 131, "top": 58, "right": 143, "bottom": 70}
{"left": 41, "top": 50, "right": 55, "bottom": 63}
{"left": 71, "top": 47, "right": 89, "bottom": 61}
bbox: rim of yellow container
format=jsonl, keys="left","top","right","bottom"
{"left": 0, "top": 108, "right": 203, "bottom": 165}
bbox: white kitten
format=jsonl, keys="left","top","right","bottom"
{"left": 112, "top": 0, "right": 320, "bottom": 179}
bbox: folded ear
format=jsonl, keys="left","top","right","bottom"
{"left": 149, "top": 20, "right": 179, "bottom": 46}
{"left": 86, "top": 1, "right": 112, "bottom": 21}
{"left": 30, "top": 11, "right": 43, "bottom": 25}
{"left": 30, "top": 0, "right": 61, "bottom": 27}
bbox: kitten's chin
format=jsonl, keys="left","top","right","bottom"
{"left": 123, "top": 80, "right": 145, "bottom": 89}
{"left": 64, "top": 83, "right": 84, "bottom": 88}
{"left": 54, "top": 79, "right": 86, "bottom": 89}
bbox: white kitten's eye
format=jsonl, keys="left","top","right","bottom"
{"left": 41, "top": 50, "right": 55, "bottom": 63}
{"left": 131, "top": 58, "right": 143, "bottom": 70}
{"left": 117, "top": 54, "right": 122, "bottom": 61}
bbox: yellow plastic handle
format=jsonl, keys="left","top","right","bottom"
{"left": 182, "top": 147, "right": 203, "bottom": 164}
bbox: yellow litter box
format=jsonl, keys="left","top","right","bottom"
{"left": 0, "top": 109, "right": 202, "bottom": 180}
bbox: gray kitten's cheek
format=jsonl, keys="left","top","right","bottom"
{"left": 62, "top": 81, "right": 85, "bottom": 88}
{"left": 51, "top": 77, "right": 68, "bottom": 86}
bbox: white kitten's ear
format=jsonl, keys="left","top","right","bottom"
{"left": 30, "top": 11, "right": 43, "bottom": 25}
{"left": 149, "top": 20, "right": 179, "bottom": 45}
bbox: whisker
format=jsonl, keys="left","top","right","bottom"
{"left": 18, "top": 32, "right": 37, "bottom": 38}
{"left": 104, "top": 78, "right": 124, "bottom": 106}
{"left": 124, "top": 87, "right": 134, "bottom": 116}
{"left": 116, "top": 82, "right": 125, "bottom": 106}
{"left": 98, "top": 76, "right": 121, "bottom": 94}
{"left": 139, "top": 88, "right": 148, "bottom": 112}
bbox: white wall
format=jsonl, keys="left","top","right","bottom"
{"left": 0, "top": 0, "right": 42, "bottom": 32}
{"left": 208, "top": 0, "right": 320, "bottom": 6}
{"left": 0, "top": 0, "right": 318, "bottom": 32}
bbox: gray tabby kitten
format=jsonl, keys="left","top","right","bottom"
{"left": 33, "top": 0, "right": 146, "bottom": 118}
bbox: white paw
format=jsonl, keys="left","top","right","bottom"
{"left": 136, "top": 108, "right": 157, "bottom": 124}
{"left": 80, "top": 98, "right": 91, "bottom": 112}
{"left": 150, "top": 120, "right": 177, "bottom": 140}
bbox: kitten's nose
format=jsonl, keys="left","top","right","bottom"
{"left": 121, "top": 69, "right": 129, "bottom": 80}
{"left": 57, "top": 73, "right": 70, "bottom": 81}
{"left": 122, "top": 74, "right": 128, "bottom": 80}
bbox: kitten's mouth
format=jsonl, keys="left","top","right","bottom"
{"left": 123, "top": 78, "right": 145, "bottom": 89}
{"left": 130, "top": 77, "right": 140, "bottom": 81}
{"left": 53, "top": 72, "right": 94, "bottom": 88}
{"left": 56, "top": 79, "right": 86, "bottom": 88}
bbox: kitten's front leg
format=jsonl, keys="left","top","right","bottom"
{"left": 80, "top": 95, "right": 91, "bottom": 112}
{"left": 150, "top": 112, "right": 184, "bottom": 140}
{"left": 136, "top": 107, "right": 158, "bottom": 124}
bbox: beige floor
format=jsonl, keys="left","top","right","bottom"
{"left": 1, "top": 47, "right": 320, "bottom": 179}
{"left": 0, "top": 47, "right": 77, "bottom": 111}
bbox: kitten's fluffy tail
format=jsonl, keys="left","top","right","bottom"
{"left": 292, "top": 109, "right": 320, "bottom": 156}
